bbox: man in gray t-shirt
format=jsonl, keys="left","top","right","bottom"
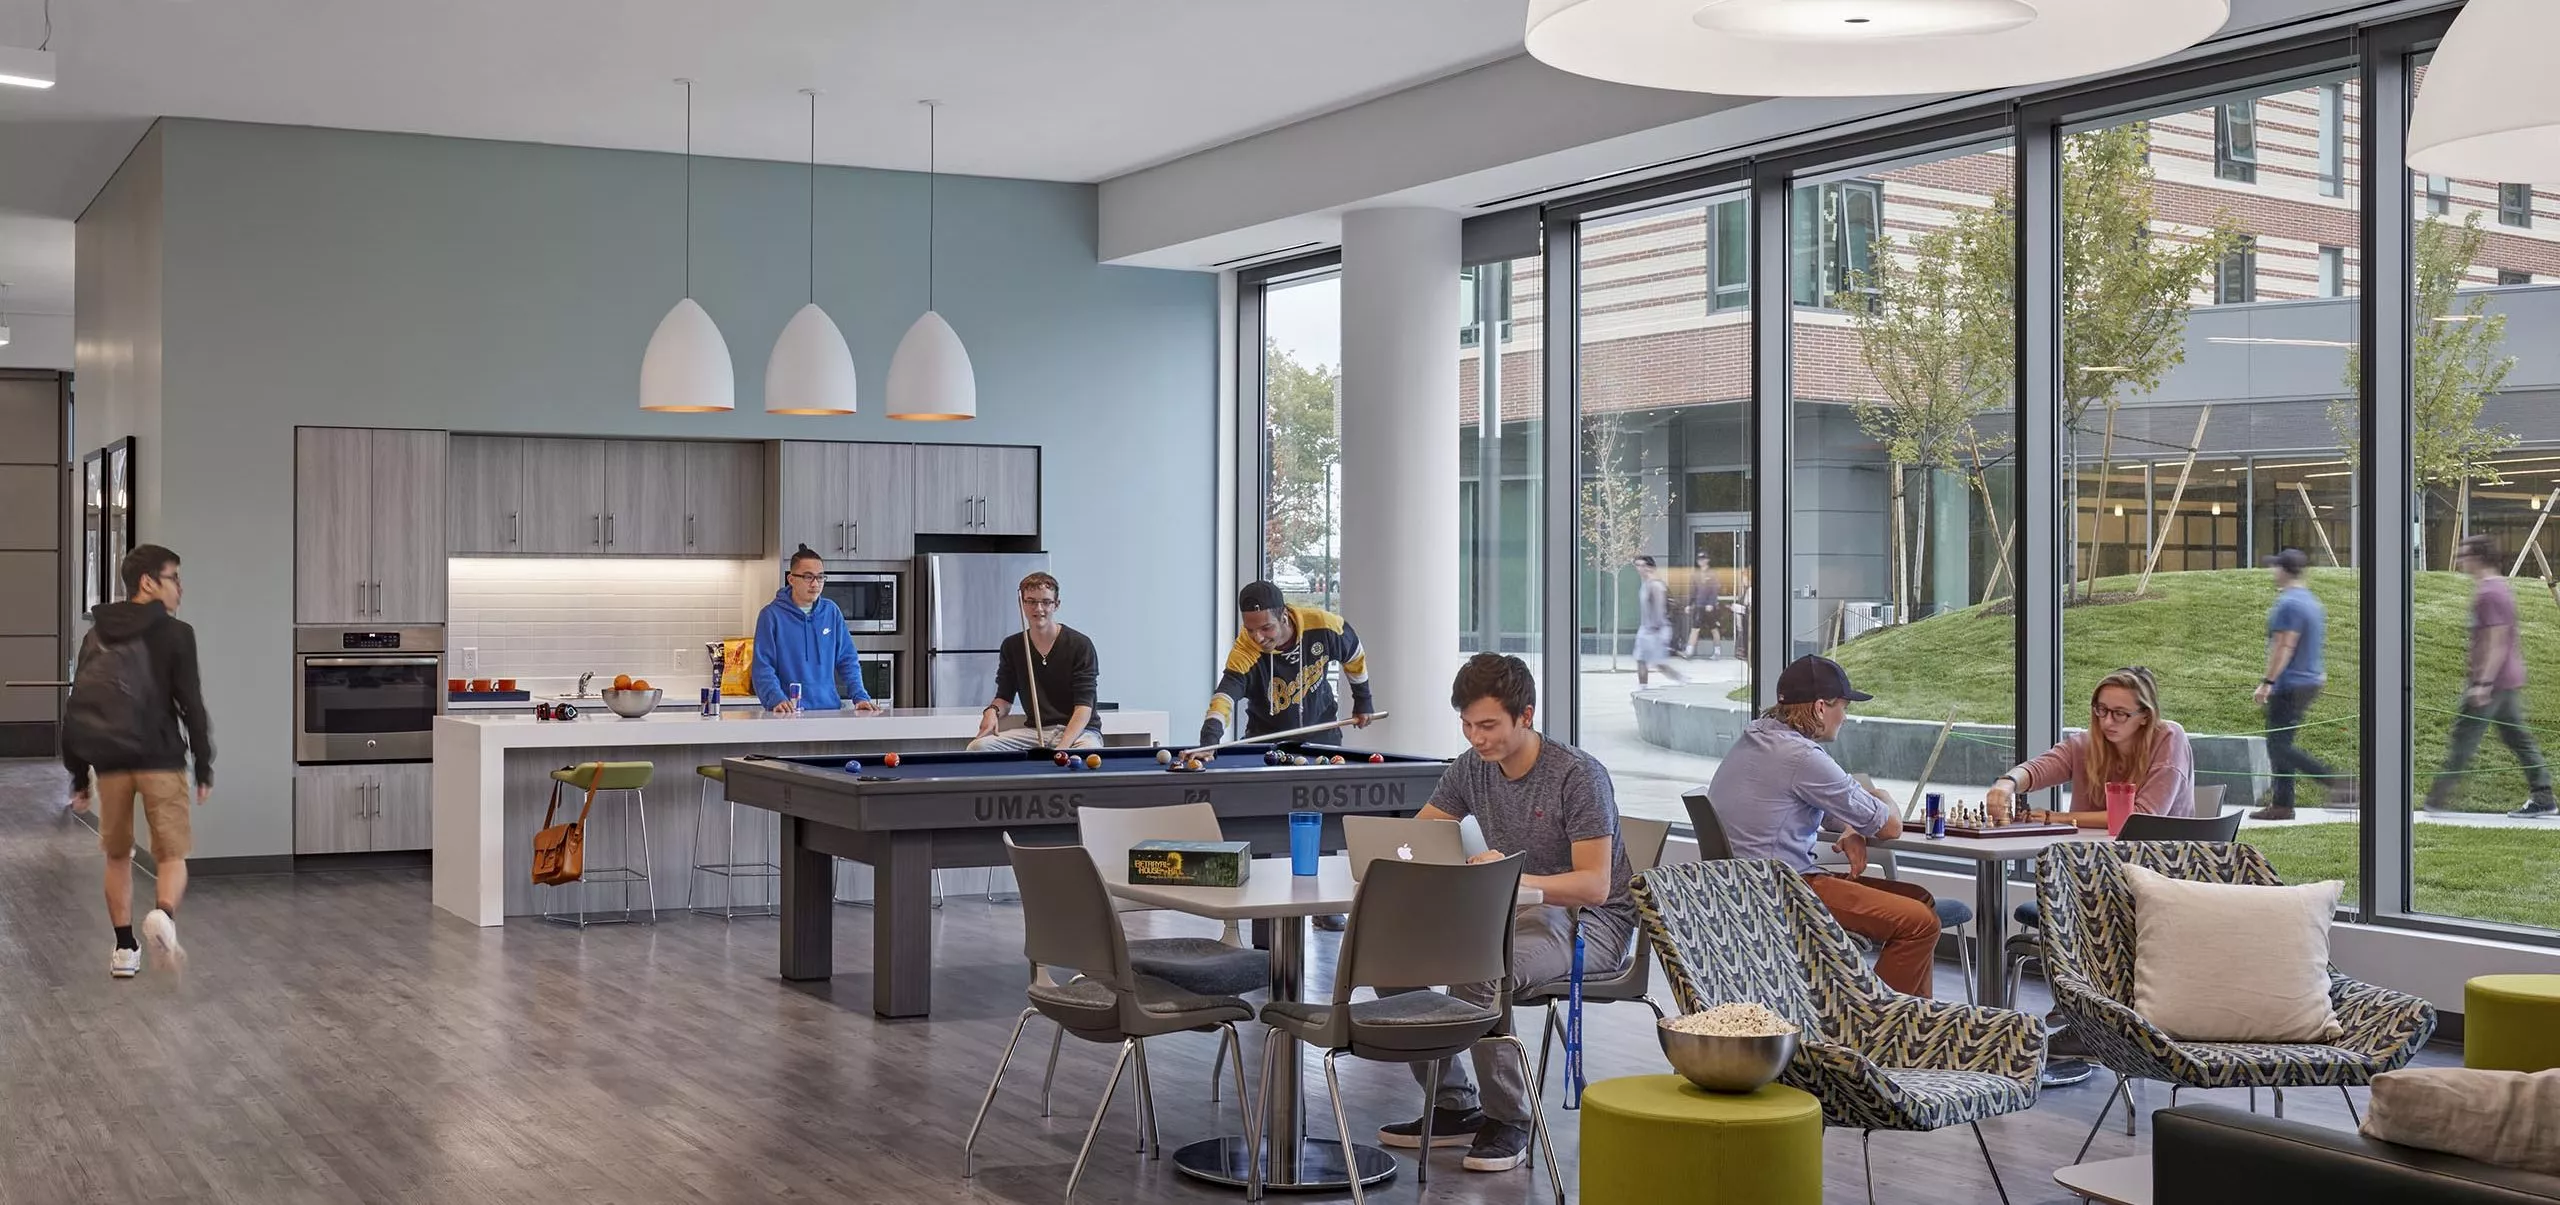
{"left": 1374, "top": 654, "right": 1632, "bottom": 1174}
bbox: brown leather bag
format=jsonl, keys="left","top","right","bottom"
{"left": 531, "top": 765, "right": 601, "bottom": 886}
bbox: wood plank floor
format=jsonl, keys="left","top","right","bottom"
{"left": 0, "top": 758, "right": 2444, "bottom": 1204}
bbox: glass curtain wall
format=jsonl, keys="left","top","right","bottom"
{"left": 1261, "top": 272, "right": 1342, "bottom": 612}
{"left": 1573, "top": 195, "right": 1755, "bottom": 825}
{"left": 1459, "top": 257, "right": 1547, "bottom": 676}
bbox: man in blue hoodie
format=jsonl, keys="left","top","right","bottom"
{"left": 752, "top": 546, "right": 884, "bottom": 715}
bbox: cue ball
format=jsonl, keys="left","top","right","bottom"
{"left": 1156, "top": 749, "right": 1173, "bottom": 765}
{"left": 1369, "top": 753, "right": 1385, "bottom": 763}
{"left": 1084, "top": 754, "right": 1103, "bottom": 770}
{"left": 883, "top": 752, "right": 900, "bottom": 768}
{"left": 841, "top": 759, "right": 862, "bottom": 775}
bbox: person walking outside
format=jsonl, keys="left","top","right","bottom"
{"left": 1683, "top": 549, "right": 1724, "bottom": 659}
{"left": 2251, "top": 548, "right": 2349, "bottom": 821}
{"left": 1631, "top": 556, "right": 1686, "bottom": 690}
{"left": 62, "top": 545, "right": 212, "bottom": 978}
{"left": 2426, "top": 535, "right": 2557, "bottom": 818}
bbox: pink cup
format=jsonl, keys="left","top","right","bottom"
{"left": 2104, "top": 782, "right": 2138, "bottom": 838}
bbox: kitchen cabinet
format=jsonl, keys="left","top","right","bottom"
{"left": 915, "top": 444, "right": 1039, "bottom": 536}
{"left": 778, "top": 441, "right": 914, "bottom": 562}
{"left": 683, "top": 441, "right": 765, "bottom": 556}
{"left": 517, "top": 438, "right": 608, "bottom": 554}
{"left": 447, "top": 435, "right": 522, "bottom": 553}
{"left": 295, "top": 762, "right": 433, "bottom": 854}
{"left": 604, "top": 440, "right": 689, "bottom": 554}
{"left": 294, "top": 427, "right": 447, "bottom": 625}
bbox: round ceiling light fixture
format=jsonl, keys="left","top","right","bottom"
{"left": 1526, "top": 0, "right": 2230, "bottom": 97}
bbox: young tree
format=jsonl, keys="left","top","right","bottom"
{"left": 1263, "top": 340, "right": 1340, "bottom": 585}
{"left": 2330, "top": 212, "right": 2519, "bottom": 547}
{"left": 1581, "top": 410, "right": 1666, "bottom": 671}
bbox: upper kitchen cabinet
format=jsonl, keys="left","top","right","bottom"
{"left": 295, "top": 427, "right": 447, "bottom": 625}
{"left": 915, "top": 444, "right": 1040, "bottom": 536}
{"left": 452, "top": 436, "right": 765, "bottom": 558}
{"left": 517, "top": 437, "right": 608, "bottom": 555}
{"left": 777, "top": 441, "right": 912, "bottom": 563}
{"left": 683, "top": 441, "right": 765, "bottom": 556}
{"left": 447, "top": 435, "right": 522, "bottom": 554}
{"left": 603, "top": 440, "right": 689, "bottom": 555}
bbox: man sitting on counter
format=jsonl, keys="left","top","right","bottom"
{"left": 752, "top": 546, "right": 886, "bottom": 716}
{"left": 969, "top": 571, "right": 1100, "bottom": 751}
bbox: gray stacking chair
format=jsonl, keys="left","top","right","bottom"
{"left": 1250, "top": 854, "right": 1565, "bottom": 1205}
{"left": 963, "top": 837, "right": 1256, "bottom": 1203}
{"left": 1519, "top": 816, "right": 1673, "bottom": 1100}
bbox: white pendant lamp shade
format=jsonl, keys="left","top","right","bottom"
{"left": 2409, "top": 0, "right": 2560, "bottom": 183}
{"left": 766, "top": 302, "right": 858, "bottom": 415}
{"left": 1524, "top": 0, "right": 2229, "bottom": 97}
{"left": 640, "top": 297, "right": 737, "bottom": 413}
{"left": 886, "top": 310, "right": 976, "bottom": 421}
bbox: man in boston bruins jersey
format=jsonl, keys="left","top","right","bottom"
{"left": 1199, "top": 580, "right": 1376, "bottom": 749}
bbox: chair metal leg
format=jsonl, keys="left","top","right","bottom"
{"left": 636, "top": 789, "right": 656, "bottom": 919}
{"left": 962, "top": 1008, "right": 1034, "bottom": 1179}
{"left": 1321, "top": 1051, "right": 1365, "bottom": 1205}
{"left": 2340, "top": 1085, "right": 2359, "bottom": 1125}
{"left": 2169, "top": 1085, "right": 2180, "bottom": 1109}
{"left": 1956, "top": 924, "right": 1977, "bottom": 1006}
{"left": 1862, "top": 1130, "right": 1877, "bottom": 1205}
{"left": 1419, "top": 1061, "right": 1439, "bottom": 1186}
{"left": 1971, "top": 1121, "right": 2012, "bottom": 1205}
{"left": 2124, "top": 1078, "right": 2138, "bottom": 1136}
{"left": 2249, "top": 1086, "right": 2258, "bottom": 1113}
{"left": 1065, "top": 1040, "right": 1135, "bottom": 1205}
{"left": 2272, "top": 1086, "right": 2285, "bottom": 1119}
{"left": 1498, "top": 1034, "right": 1567, "bottom": 1205}
{"left": 1642, "top": 995, "right": 1667, "bottom": 1020}
{"left": 1040, "top": 1026, "right": 1064, "bottom": 1117}
{"left": 1222, "top": 1023, "right": 1255, "bottom": 1142}
{"left": 1534, "top": 1003, "right": 1558, "bottom": 1097}
{"left": 2075, "top": 1073, "right": 2130, "bottom": 1163}
{"left": 1210, "top": 1026, "right": 1229, "bottom": 1104}
{"left": 1249, "top": 1027, "right": 1281, "bottom": 1203}
{"left": 1132, "top": 1039, "right": 1160, "bottom": 1158}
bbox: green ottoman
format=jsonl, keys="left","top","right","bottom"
{"left": 1580, "top": 1075, "right": 1822, "bottom": 1204}
{"left": 2465, "top": 975, "right": 2560, "bottom": 1072}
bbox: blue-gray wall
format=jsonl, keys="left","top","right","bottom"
{"left": 101, "top": 119, "right": 1215, "bottom": 859}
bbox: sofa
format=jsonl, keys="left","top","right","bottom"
{"left": 2154, "top": 1104, "right": 2560, "bottom": 1204}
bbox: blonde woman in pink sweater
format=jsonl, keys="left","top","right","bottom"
{"left": 1985, "top": 666, "right": 2195, "bottom": 826}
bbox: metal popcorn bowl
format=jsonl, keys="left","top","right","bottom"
{"left": 600, "top": 688, "right": 662, "bottom": 718}
{"left": 1657, "top": 1019, "right": 1799, "bottom": 1093}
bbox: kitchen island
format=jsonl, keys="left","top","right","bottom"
{"left": 429, "top": 706, "right": 1168, "bottom": 926}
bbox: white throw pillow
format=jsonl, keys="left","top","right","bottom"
{"left": 2121, "top": 862, "right": 2344, "bottom": 1043}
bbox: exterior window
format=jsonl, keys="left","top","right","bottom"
{"left": 1789, "top": 180, "right": 1885, "bottom": 308}
{"left": 1708, "top": 198, "right": 1750, "bottom": 312}
{"left": 2218, "top": 236, "right": 2257, "bottom": 304}
{"left": 2318, "top": 245, "right": 2346, "bottom": 297}
{"left": 2499, "top": 268, "right": 2532, "bottom": 286}
{"left": 2216, "top": 100, "right": 2259, "bottom": 184}
{"left": 2424, "top": 175, "right": 2452, "bottom": 215}
{"left": 1459, "top": 263, "right": 1512, "bottom": 348}
{"left": 2317, "top": 84, "right": 2345, "bottom": 197}
{"left": 2500, "top": 183, "right": 2534, "bottom": 227}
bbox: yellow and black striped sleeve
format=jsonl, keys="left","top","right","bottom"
{"left": 1199, "top": 629, "right": 1264, "bottom": 746}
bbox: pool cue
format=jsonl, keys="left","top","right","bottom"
{"left": 1178, "top": 712, "right": 1392, "bottom": 762}
{"left": 1020, "top": 610, "right": 1045, "bottom": 748}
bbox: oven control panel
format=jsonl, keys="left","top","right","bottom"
{"left": 341, "top": 631, "right": 406, "bottom": 650}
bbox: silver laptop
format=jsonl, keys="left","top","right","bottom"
{"left": 1344, "top": 815, "right": 1491, "bottom": 881}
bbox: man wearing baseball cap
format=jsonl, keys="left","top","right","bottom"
{"left": 1704, "top": 655, "right": 1940, "bottom": 996}
{"left": 2253, "top": 548, "right": 2348, "bottom": 820}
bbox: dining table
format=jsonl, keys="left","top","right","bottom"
{"left": 1106, "top": 854, "right": 1542, "bottom": 1193}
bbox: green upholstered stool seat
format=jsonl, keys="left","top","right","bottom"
{"left": 550, "top": 761, "right": 655, "bottom": 791}
{"left": 2465, "top": 975, "right": 2560, "bottom": 1072}
{"left": 695, "top": 764, "right": 725, "bottom": 782}
{"left": 1579, "top": 1075, "right": 1823, "bottom": 1204}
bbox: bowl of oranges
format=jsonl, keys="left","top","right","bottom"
{"left": 601, "top": 674, "right": 661, "bottom": 718}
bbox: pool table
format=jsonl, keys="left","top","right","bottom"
{"left": 719, "top": 741, "right": 1450, "bottom": 1017}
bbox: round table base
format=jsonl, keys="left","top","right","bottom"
{"left": 1170, "top": 1136, "right": 1399, "bottom": 1192}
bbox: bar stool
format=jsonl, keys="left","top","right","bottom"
{"left": 686, "top": 764, "right": 777, "bottom": 919}
{"left": 537, "top": 761, "right": 656, "bottom": 927}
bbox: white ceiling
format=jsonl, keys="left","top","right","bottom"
{"left": 0, "top": 0, "right": 1537, "bottom": 313}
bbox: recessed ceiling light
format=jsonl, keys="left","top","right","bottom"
{"left": 0, "top": 45, "right": 54, "bottom": 90}
{"left": 2206, "top": 336, "right": 2354, "bottom": 348}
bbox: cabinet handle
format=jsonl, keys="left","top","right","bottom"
{"left": 593, "top": 515, "right": 603, "bottom": 547}
{"left": 369, "top": 780, "right": 380, "bottom": 819}
{"left": 355, "top": 580, "right": 366, "bottom": 615}
{"left": 977, "top": 497, "right": 987, "bottom": 529}
{"left": 606, "top": 514, "right": 616, "bottom": 546}
{"left": 849, "top": 521, "right": 859, "bottom": 552}
{"left": 961, "top": 497, "right": 970, "bottom": 528}
{"left": 371, "top": 581, "right": 382, "bottom": 616}
{"left": 510, "top": 512, "right": 520, "bottom": 545}
{"left": 834, "top": 521, "right": 845, "bottom": 553}
{"left": 686, "top": 514, "right": 695, "bottom": 547}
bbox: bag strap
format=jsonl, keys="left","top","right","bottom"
{"left": 574, "top": 762, "right": 603, "bottom": 827}
{"left": 541, "top": 779, "right": 564, "bottom": 828}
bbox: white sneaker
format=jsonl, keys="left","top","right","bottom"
{"left": 109, "top": 947, "right": 141, "bottom": 978}
{"left": 142, "top": 909, "right": 184, "bottom": 970}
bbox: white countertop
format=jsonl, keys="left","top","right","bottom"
{"left": 444, "top": 695, "right": 761, "bottom": 713}
{"left": 434, "top": 705, "right": 1169, "bottom": 750}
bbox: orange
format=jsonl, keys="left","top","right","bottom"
{"left": 613, "top": 674, "right": 634, "bottom": 691}
{"left": 631, "top": 679, "right": 652, "bottom": 692}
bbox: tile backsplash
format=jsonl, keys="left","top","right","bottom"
{"left": 447, "top": 558, "right": 765, "bottom": 695}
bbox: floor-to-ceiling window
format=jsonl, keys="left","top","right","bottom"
{"left": 1788, "top": 142, "right": 2020, "bottom": 809}
{"left": 1459, "top": 256, "right": 1546, "bottom": 673}
{"left": 1572, "top": 194, "right": 1754, "bottom": 824}
{"left": 1260, "top": 271, "right": 1342, "bottom": 612}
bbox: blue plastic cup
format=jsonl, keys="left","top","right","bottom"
{"left": 1288, "top": 811, "right": 1322, "bottom": 876}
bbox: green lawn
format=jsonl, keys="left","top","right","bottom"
{"left": 2237, "top": 822, "right": 2560, "bottom": 931}
{"left": 1797, "top": 568, "right": 2560, "bottom": 812}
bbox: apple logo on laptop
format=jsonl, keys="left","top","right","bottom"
{"left": 1395, "top": 843, "right": 1414, "bottom": 861}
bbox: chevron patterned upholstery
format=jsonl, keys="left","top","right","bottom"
{"left": 1634, "top": 859, "right": 2046, "bottom": 1133}
{"left": 2035, "top": 841, "right": 2435, "bottom": 1092}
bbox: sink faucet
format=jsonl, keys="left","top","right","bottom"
{"left": 577, "top": 671, "right": 595, "bottom": 698}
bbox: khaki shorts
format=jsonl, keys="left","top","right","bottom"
{"left": 93, "top": 770, "right": 193, "bottom": 861}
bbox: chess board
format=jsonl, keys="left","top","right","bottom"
{"left": 1942, "top": 821, "right": 2079, "bottom": 840}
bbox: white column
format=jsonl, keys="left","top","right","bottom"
{"left": 1339, "top": 207, "right": 1462, "bottom": 757}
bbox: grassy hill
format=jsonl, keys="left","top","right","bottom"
{"left": 1805, "top": 567, "right": 2560, "bottom": 812}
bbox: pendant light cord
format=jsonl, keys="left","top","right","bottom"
{"left": 806, "top": 89, "right": 818, "bottom": 304}
{"left": 680, "top": 79, "right": 694, "bottom": 299}
{"left": 926, "top": 100, "right": 938, "bottom": 312}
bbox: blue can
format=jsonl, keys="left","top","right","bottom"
{"left": 1288, "top": 810, "right": 1322, "bottom": 876}
{"left": 1925, "top": 792, "right": 1946, "bottom": 838}
{"left": 701, "top": 687, "right": 718, "bottom": 717}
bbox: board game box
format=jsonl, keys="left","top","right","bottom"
{"left": 1128, "top": 840, "right": 1253, "bottom": 888}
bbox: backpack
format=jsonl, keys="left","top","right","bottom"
{"left": 62, "top": 629, "right": 161, "bottom": 768}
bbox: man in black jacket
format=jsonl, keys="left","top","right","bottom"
{"left": 64, "top": 544, "right": 212, "bottom": 978}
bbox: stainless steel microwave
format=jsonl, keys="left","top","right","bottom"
{"left": 824, "top": 571, "right": 899, "bottom": 634}
{"left": 294, "top": 626, "right": 443, "bottom": 764}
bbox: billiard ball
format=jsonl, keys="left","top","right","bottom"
{"left": 1054, "top": 751, "right": 1070, "bottom": 766}
{"left": 1084, "top": 754, "right": 1103, "bottom": 770}
{"left": 1330, "top": 755, "right": 1346, "bottom": 765}
{"left": 1156, "top": 749, "right": 1174, "bottom": 765}
{"left": 1369, "top": 753, "right": 1385, "bottom": 763}
{"left": 1294, "top": 755, "right": 1311, "bottom": 767}
{"left": 1064, "top": 757, "right": 1081, "bottom": 771}
{"left": 841, "top": 759, "right": 862, "bottom": 775}
{"left": 883, "top": 752, "right": 901, "bottom": 768}
{"left": 1184, "top": 757, "right": 1205, "bottom": 772}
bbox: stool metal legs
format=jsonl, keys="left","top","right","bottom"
{"left": 538, "top": 788, "right": 656, "bottom": 927}
{"left": 687, "top": 774, "right": 778, "bottom": 919}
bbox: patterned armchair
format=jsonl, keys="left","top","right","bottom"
{"left": 2036, "top": 841, "right": 2437, "bottom": 1162}
{"left": 1635, "top": 859, "right": 2046, "bottom": 1204}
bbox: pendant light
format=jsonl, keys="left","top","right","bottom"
{"left": 640, "top": 78, "right": 737, "bottom": 413}
{"left": 1524, "top": 0, "right": 2228, "bottom": 98}
{"left": 2409, "top": 0, "right": 2560, "bottom": 183}
{"left": 887, "top": 100, "right": 976, "bottom": 422}
{"left": 764, "top": 88, "right": 858, "bottom": 415}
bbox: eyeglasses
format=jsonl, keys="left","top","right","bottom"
{"left": 786, "top": 572, "right": 824, "bottom": 584}
{"left": 156, "top": 572, "right": 181, "bottom": 588}
{"left": 1019, "top": 597, "right": 1058, "bottom": 609}
{"left": 2090, "top": 705, "right": 2144, "bottom": 723}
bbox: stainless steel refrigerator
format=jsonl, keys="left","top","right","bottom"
{"left": 916, "top": 551, "right": 1051, "bottom": 707}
